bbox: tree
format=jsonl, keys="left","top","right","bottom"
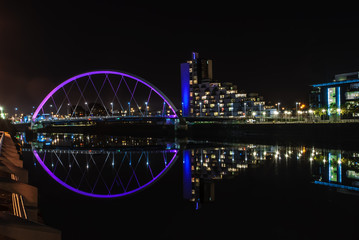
{"left": 88, "top": 103, "right": 108, "bottom": 116}
{"left": 70, "top": 105, "right": 85, "bottom": 117}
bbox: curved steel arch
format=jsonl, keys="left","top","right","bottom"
{"left": 32, "top": 70, "right": 178, "bottom": 121}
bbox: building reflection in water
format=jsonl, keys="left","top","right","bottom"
{"left": 16, "top": 133, "right": 359, "bottom": 203}
{"left": 183, "top": 144, "right": 271, "bottom": 209}
{"left": 183, "top": 144, "right": 359, "bottom": 209}
{"left": 312, "top": 149, "right": 359, "bottom": 192}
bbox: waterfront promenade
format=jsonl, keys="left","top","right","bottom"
{"left": 0, "top": 131, "right": 61, "bottom": 240}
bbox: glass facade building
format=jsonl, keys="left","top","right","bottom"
{"left": 310, "top": 72, "right": 359, "bottom": 115}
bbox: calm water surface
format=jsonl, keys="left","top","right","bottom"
{"left": 18, "top": 133, "right": 359, "bottom": 240}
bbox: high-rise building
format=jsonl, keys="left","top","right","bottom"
{"left": 181, "top": 52, "right": 213, "bottom": 117}
{"left": 181, "top": 52, "right": 265, "bottom": 117}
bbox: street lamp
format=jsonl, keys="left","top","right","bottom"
{"left": 145, "top": 102, "right": 148, "bottom": 116}
{"left": 84, "top": 102, "right": 88, "bottom": 117}
{"left": 110, "top": 102, "right": 113, "bottom": 116}
{"left": 199, "top": 102, "right": 202, "bottom": 117}
{"left": 128, "top": 102, "right": 131, "bottom": 116}
{"left": 163, "top": 102, "right": 166, "bottom": 116}
{"left": 0, "top": 106, "right": 4, "bottom": 119}
{"left": 244, "top": 102, "right": 247, "bottom": 118}
{"left": 262, "top": 111, "right": 266, "bottom": 122}
{"left": 296, "top": 102, "right": 301, "bottom": 121}
{"left": 217, "top": 103, "right": 220, "bottom": 116}
{"left": 308, "top": 109, "right": 313, "bottom": 121}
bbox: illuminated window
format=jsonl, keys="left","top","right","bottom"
{"left": 346, "top": 91, "right": 359, "bottom": 100}
{"left": 328, "top": 87, "right": 336, "bottom": 106}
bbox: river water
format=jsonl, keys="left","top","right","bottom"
{"left": 18, "top": 133, "right": 359, "bottom": 239}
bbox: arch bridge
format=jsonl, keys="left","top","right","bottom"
{"left": 31, "top": 70, "right": 179, "bottom": 130}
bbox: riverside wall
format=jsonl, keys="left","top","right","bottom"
{"left": 0, "top": 131, "right": 61, "bottom": 240}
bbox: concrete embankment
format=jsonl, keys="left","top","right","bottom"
{"left": 0, "top": 131, "right": 61, "bottom": 240}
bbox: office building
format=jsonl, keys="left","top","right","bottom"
{"left": 310, "top": 72, "right": 359, "bottom": 115}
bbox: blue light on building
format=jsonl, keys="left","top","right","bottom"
{"left": 183, "top": 150, "right": 192, "bottom": 200}
{"left": 181, "top": 63, "right": 190, "bottom": 117}
{"left": 310, "top": 72, "right": 359, "bottom": 112}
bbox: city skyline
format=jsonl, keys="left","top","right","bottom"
{"left": 2, "top": 2, "right": 359, "bottom": 114}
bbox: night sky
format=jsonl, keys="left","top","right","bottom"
{"left": 1, "top": 2, "right": 359, "bottom": 114}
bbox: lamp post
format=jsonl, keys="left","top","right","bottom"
{"left": 244, "top": 102, "right": 247, "bottom": 118}
{"left": 262, "top": 111, "right": 266, "bottom": 122}
{"left": 199, "top": 102, "right": 202, "bottom": 117}
{"left": 296, "top": 102, "right": 300, "bottom": 121}
{"left": 84, "top": 102, "right": 88, "bottom": 117}
{"left": 0, "top": 106, "right": 4, "bottom": 119}
{"left": 128, "top": 102, "right": 130, "bottom": 116}
{"left": 145, "top": 102, "right": 148, "bottom": 116}
{"left": 110, "top": 102, "right": 113, "bottom": 116}
{"left": 217, "top": 103, "right": 220, "bottom": 117}
{"left": 308, "top": 109, "right": 313, "bottom": 122}
{"left": 163, "top": 102, "right": 166, "bottom": 116}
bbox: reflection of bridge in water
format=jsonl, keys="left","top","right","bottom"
{"left": 17, "top": 131, "right": 359, "bottom": 205}
{"left": 28, "top": 146, "right": 178, "bottom": 198}
{"left": 22, "top": 132, "right": 180, "bottom": 198}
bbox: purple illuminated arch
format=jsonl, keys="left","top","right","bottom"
{"left": 32, "top": 70, "right": 178, "bottom": 121}
{"left": 32, "top": 149, "right": 178, "bottom": 198}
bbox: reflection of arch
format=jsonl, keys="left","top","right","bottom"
{"left": 32, "top": 149, "right": 178, "bottom": 198}
{"left": 32, "top": 70, "right": 178, "bottom": 122}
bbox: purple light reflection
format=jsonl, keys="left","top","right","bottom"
{"left": 32, "top": 70, "right": 178, "bottom": 121}
{"left": 32, "top": 149, "right": 178, "bottom": 198}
